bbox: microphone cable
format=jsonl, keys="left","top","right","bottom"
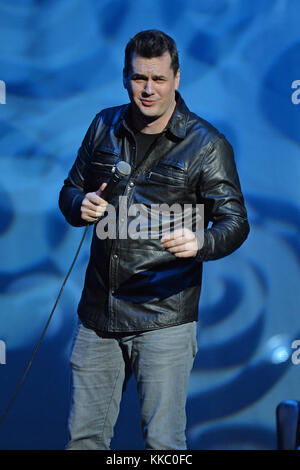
{"left": 0, "top": 223, "right": 90, "bottom": 426}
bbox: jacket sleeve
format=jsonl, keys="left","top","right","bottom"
{"left": 195, "top": 135, "right": 250, "bottom": 262}
{"left": 58, "top": 115, "right": 99, "bottom": 227}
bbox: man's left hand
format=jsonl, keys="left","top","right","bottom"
{"left": 161, "top": 228, "right": 198, "bottom": 258}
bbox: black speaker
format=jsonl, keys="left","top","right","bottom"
{"left": 276, "top": 400, "right": 300, "bottom": 450}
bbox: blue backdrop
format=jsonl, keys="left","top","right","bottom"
{"left": 0, "top": 0, "right": 299, "bottom": 450}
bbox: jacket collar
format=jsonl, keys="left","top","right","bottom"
{"left": 115, "top": 91, "right": 189, "bottom": 139}
{"left": 167, "top": 91, "right": 189, "bottom": 139}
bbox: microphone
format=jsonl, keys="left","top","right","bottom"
{"left": 98, "top": 160, "right": 131, "bottom": 201}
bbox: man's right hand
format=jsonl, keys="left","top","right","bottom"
{"left": 81, "top": 182, "right": 108, "bottom": 223}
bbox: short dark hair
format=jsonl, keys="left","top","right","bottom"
{"left": 124, "top": 29, "right": 179, "bottom": 77}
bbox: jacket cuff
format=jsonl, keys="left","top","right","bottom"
{"left": 69, "top": 192, "right": 87, "bottom": 227}
{"left": 194, "top": 230, "right": 207, "bottom": 263}
{"left": 195, "top": 246, "right": 205, "bottom": 263}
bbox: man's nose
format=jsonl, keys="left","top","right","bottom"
{"left": 143, "top": 80, "right": 154, "bottom": 94}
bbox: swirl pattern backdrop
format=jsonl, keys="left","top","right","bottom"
{"left": 0, "top": 0, "right": 299, "bottom": 450}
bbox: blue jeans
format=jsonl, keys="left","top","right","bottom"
{"left": 66, "top": 320, "right": 198, "bottom": 450}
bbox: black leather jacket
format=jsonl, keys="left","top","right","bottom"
{"left": 59, "top": 92, "right": 249, "bottom": 333}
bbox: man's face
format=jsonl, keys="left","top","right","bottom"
{"left": 124, "top": 51, "right": 180, "bottom": 122}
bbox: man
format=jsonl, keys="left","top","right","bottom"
{"left": 59, "top": 30, "right": 250, "bottom": 450}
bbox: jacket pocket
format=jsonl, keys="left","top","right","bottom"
{"left": 146, "top": 161, "right": 187, "bottom": 187}
{"left": 91, "top": 147, "right": 120, "bottom": 170}
{"left": 84, "top": 149, "right": 120, "bottom": 192}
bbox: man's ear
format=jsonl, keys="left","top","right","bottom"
{"left": 175, "top": 68, "right": 180, "bottom": 90}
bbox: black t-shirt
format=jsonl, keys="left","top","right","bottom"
{"left": 134, "top": 131, "right": 163, "bottom": 167}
